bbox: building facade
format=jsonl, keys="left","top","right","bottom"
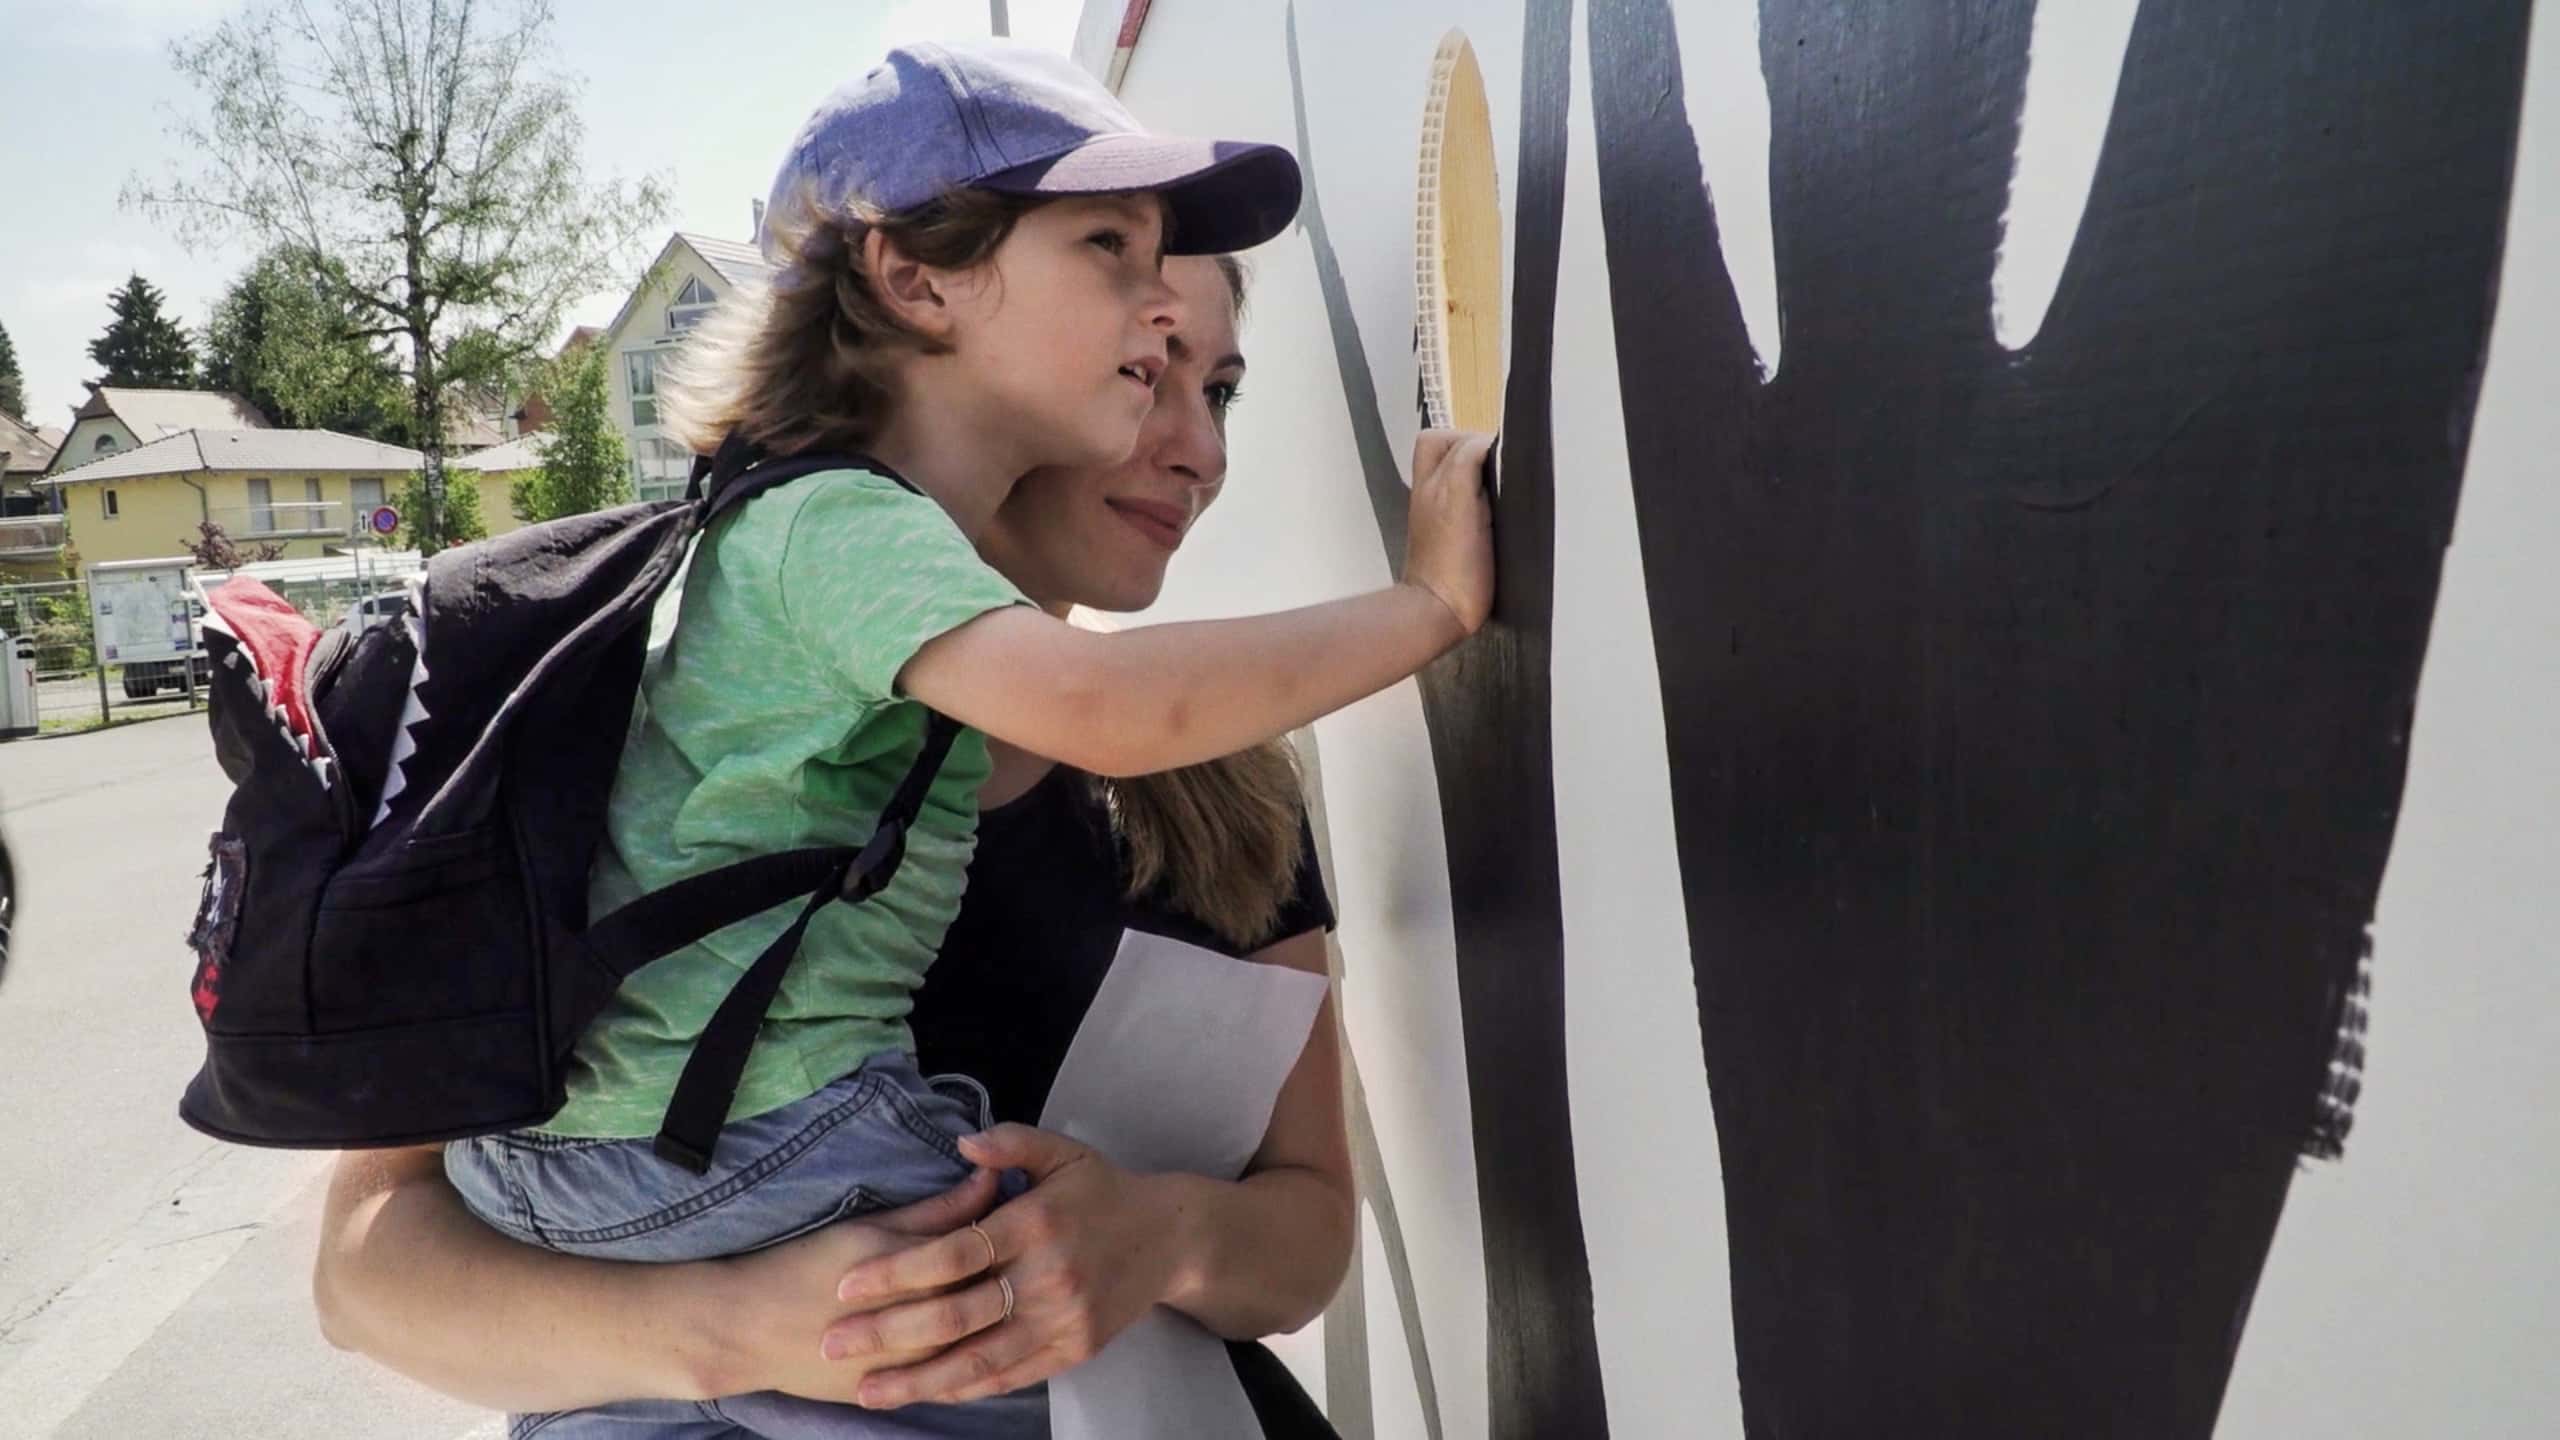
{"left": 45, "top": 386, "right": 273, "bottom": 479}
{"left": 600, "top": 232, "right": 772, "bottom": 502}
{"left": 0, "top": 412, "right": 65, "bottom": 579}
{"left": 33, "top": 428, "right": 499, "bottom": 573}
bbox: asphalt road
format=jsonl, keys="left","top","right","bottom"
{"left": 0, "top": 716, "right": 492, "bottom": 1439}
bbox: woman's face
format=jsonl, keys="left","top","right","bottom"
{"left": 977, "top": 255, "right": 1244, "bottom": 614}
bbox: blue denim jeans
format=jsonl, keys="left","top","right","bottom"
{"left": 446, "top": 1052, "right": 1048, "bottom": 1439}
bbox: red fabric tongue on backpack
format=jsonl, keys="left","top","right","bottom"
{"left": 204, "top": 578, "right": 323, "bottom": 757}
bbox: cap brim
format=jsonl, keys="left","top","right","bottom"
{"left": 979, "top": 136, "right": 1303, "bottom": 255}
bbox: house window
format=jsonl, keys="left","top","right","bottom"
{"left": 247, "top": 477, "right": 274, "bottom": 534}
{"left": 102, "top": 488, "right": 120, "bottom": 520}
{"left": 633, "top": 437, "right": 692, "bottom": 504}
{"left": 626, "top": 350, "right": 658, "bottom": 426}
{"left": 351, "top": 477, "right": 386, "bottom": 517}
{"left": 95, "top": 433, "right": 118, "bottom": 454}
{"left": 668, "top": 277, "right": 717, "bottom": 332}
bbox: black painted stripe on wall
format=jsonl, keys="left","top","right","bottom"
{"left": 1285, "top": 3, "right": 1609, "bottom": 1435}
{"left": 1585, "top": 0, "right": 2530, "bottom": 1433}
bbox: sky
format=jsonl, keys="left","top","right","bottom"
{"left": 0, "top": 0, "right": 1086, "bottom": 429}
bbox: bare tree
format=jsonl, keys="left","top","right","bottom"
{"left": 128, "top": 0, "right": 668, "bottom": 552}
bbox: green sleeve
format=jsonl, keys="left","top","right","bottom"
{"left": 773, "top": 471, "right": 1031, "bottom": 705}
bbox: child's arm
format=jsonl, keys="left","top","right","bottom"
{"left": 899, "top": 430, "right": 1496, "bottom": 778}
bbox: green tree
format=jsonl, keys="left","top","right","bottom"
{"left": 129, "top": 0, "right": 667, "bottom": 554}
{"left": 0, "top": 317, "right": 26, "bottom": 419}
{"left": 202, "top": 249, "right": 407, "bottom": 439}
{"left": 510, "top": 343, "right": 630, "bottom": 522}
{"left": 88, "top": 274, "right": 199, "bottom": 387}
{"left": 395, "top": 467, "right": 484, "bottom": 555}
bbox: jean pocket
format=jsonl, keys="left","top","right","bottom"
{"left": 503, "top": 1071, "right": 976, "bottom": 1261}
{"left": 925, "top": 1071, "right": 997, "bottom": 1132}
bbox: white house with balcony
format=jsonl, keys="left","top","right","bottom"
{"left": 0, "top": 410, "right": 67, "bottom": 577}
{"left": 600, "top": 231, "right": 774, "bottom": 502}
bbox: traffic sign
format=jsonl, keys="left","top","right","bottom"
{"left": 369, "top": 505, "right": 400, "bottom": 536}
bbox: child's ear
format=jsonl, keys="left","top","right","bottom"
{"left": 865, "top": 230, "right": 957, "bottom": 341}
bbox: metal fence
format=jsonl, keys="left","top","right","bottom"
{"left": 0, "top": 565, "right": 416, "bottom": 737}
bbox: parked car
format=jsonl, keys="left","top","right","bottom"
{"left": 338, "top": 591, "right": 412, "bottom": 636}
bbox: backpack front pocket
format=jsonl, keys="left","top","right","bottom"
{"left": 310, "top": 826, "right": 529, "bottom": 1029}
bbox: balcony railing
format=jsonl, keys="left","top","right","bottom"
{"left": 207, "top": 501, "right": 354, "bottom": 540}
{"left": 0, "top": 514, "right": 67, "bottom": 557}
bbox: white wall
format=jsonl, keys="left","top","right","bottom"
{"left": 48, "top": 416, "right": 141, "bottom": 478}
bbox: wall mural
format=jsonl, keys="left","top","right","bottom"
{"left": 1576, "top": 0, "right": 2527, "bottom": 1430}
{"left": 1287, "top": 5, "right": 1603, "bottom": 1436}
{"left": 1103, "top": 0, "right": 2539, "bottom": 1433}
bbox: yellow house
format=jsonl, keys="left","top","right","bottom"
{"left": 448, "top": 433, "right": 544, "bottom": 527}
{"left": 33, "top": 427, "right": 521, "bottom": 573}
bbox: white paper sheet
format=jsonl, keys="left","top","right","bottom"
{"left": 1037, "top": 928, "right": 1332, "bottom": 1440}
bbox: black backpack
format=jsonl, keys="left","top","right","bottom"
{"left": 179, "top": 436, "right": 958, "bottom": 1172}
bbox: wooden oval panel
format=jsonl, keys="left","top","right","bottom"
{"left": 1415, "top": 30, "right": 1505, "bottom": 433}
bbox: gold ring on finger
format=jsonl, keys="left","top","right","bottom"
{"left": 997, "top": 1273, "right": 1016, "bottom": 1324}
{"left": 970, "top": 1221, "right": 999, "bottom": 1270}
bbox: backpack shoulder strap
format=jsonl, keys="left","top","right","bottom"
{"left": 687, "top": 431, "right": 918, "bottom": 524}
{"left": 646, "top": 710, "right": 964, "bottom": 1173}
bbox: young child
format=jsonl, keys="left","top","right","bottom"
{"left": 444, "top": 41, "right": 1491, "bottom": 1435}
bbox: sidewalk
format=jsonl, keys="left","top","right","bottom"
{"left": 0, "top": 716, "right": 485, "bottom": 1439}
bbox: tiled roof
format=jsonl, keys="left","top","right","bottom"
{"left": 0, "top": 412, "right": 58, "bottom": 475}
{"left": 679, "top": 233, "right": 776, "bottom": 289}
{"left": 39, "top": 428, "right": 424, "bottom": 486}
{"left": 81, "top": 387, "right": 274, "bottom": 438}
{"left": 450, "top": 433, "right": 548, "bottom": 472}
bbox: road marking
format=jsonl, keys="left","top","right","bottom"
{"left": 0, "top": 1144, "right": 331, "bottom": 1438}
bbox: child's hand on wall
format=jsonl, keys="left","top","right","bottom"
{"left": 1403, "top": 428, "right": 1498, "bottom": 636}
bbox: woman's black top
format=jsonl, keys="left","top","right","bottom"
{"left": 910, "top": 764, "right": 1338, "bottom": 1438}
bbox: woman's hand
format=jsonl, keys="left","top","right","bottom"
{"left": 823, "top": 1124, "right": 1190, "bottom": 1409}
{"left": 709, "top": 1168, "right": 1005, "bottom": 1403}
{"left": 1402, "top": 427, "right": 1498, "bottom": 637}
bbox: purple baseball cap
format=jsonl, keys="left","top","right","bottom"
{"left": 762, "top": 40, "right": 1302, "bottom": 260}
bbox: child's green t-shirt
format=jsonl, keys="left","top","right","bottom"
{"left": 543, "top": 466, "right": 1030, "bottom": 1138}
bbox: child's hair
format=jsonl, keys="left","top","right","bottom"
{"left": 658, "top": 184, "right": 1048, "bottom": 458}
